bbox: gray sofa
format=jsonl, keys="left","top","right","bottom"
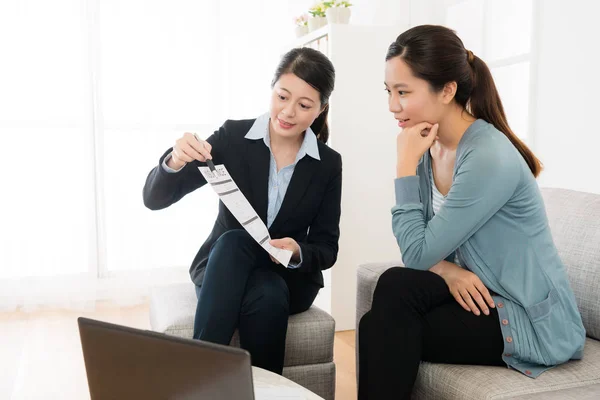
{"left": 149, "top": 283, "right": 335, "bottom": 399}
{"left": 356, "top": 187, "right": 600, "bottom": 399}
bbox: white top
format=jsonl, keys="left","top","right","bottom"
{"left": 430, "top": 165, "right": 463, "bottom": 268}
{"left": 430, "top": 165, "right": 446, "bottom": 215}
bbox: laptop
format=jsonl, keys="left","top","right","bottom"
{"left": 78, "top": 317, "right": 254, "bottom": 400}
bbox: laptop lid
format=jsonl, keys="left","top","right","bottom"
{"left": 78, "top": 317, "right": 254, "bottom": 400}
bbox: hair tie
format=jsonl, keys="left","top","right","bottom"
{"left": 466, "top": 49, "right": 475, "bottom": 64}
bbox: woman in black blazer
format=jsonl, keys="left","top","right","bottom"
{"left": 143, "top": 47, "right": 342, "bottom": 374}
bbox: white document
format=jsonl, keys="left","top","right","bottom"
{"left": 198, "top": 164, "right": 293, "bottom": 267}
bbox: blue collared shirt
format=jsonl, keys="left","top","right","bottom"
{"left": 162, "top": 113, "right": 320, "bottom": 268}
{"left": 244, "top": 113, "right": 321, "bottom": 268}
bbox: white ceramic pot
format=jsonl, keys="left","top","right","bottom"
{"left": 326, "top": 7, "right": 351, "bottom": 24}
{"left": 308, "top": 16, "right": 327, "bottom": 32}
{"left": 295, "top": 25, "right": 309, "bottom": 38}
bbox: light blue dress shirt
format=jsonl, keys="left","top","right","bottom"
{"left": 162, "top": 113, "right": 321, "bottom": 268}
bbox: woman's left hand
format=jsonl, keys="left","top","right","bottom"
{"left": 396, "top": 122, "right": 439, "bottom": 176}
{"left": 269, "top": 237, "right": 300, "bottom": 264}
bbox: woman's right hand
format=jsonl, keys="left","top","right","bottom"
{"left": 431, "top": 260, "right": 495, "bottom": 316}
{"left": 167, "top": 132, "right": 213, "bottom": 170}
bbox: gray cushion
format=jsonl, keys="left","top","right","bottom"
{"left": 149, "top": 283, "right": 334, "bottom": 367}
{"left": 512, "top": 383, "right": 600, "bottom": 400}
{"left": 412, "top": 338, "right": 600, "bottom": 400}
{"left": 541, "top": 188, "right": 600, "bottom": 340}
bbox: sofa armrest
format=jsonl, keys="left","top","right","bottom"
{"left": 356, "top": 260, "right": 404, "bottom": 330}
{"left": 355, "top": 260, "right": 403, "bottom": 382}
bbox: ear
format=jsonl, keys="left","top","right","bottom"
{"left": 320, "top": 103, "right": 329, "bottom": 115}
{"left": 440, "top": 81, "right": 457, "bottom": 104}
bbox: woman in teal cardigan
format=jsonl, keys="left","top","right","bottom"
{"left": 358, "top": 25, "right": 585, "bottom": 400}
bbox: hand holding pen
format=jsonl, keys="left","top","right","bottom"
{"left": 192, "top": 133, "right": 217, "bottom": 175}
{"left": 166, "top": 132, "right": 213, "bottom": 171}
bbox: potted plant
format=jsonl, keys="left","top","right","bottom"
{"left": 325, "top": 1, "right": 352, "bottom": 24}
{"left": 308, "top": 2, "right": 328, "bottom": 32}
{"left": 294, "top": 13, "right": 309, "bottom": 38}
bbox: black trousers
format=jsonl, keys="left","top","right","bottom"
{"left": 358, "top": 267, "right": 505, "bottom": 399}
{"left": 193, "top": 229, "right": 320, "bottom": 374}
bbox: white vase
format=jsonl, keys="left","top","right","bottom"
{"left": 308, "top": 16, "right": 327, "bottom": 32}
{"left": 294, "top": 25, "right": 309, "bottom": 38}
{"left": 326, "top": 7, "right": 351, "bottom": 24}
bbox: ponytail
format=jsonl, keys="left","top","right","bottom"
{"left": 468, "top": 54, "right": 543, "bottom": 177}
{"left": 310, "top": 104, "right": 330, "bottom": 144}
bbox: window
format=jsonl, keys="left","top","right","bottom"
{"left": 0, "top": 0, "right": 294, "bottom": 309}
{"left": 446, "top": 0, "right": 535, "bottom": 143}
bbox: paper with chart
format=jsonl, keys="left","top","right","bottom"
{"left": 198, "top": 164, "right": 293, "bottom": 267}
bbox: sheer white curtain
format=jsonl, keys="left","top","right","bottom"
{"left": 0, "top": 0, "right": 293, "bottom": 311}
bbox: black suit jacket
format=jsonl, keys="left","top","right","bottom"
{"left": 143, "top": 118, "right": 342, "bottom": 288}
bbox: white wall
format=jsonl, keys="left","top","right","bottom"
{"left": 325, "top": 24, "right": 406, "bottom": 330}
{"left": 409, "top": 0, "right": 446, "bottom": 26}
{"left": 349, "top": 0, "right": 409, "bottom": 27}
{"left": 534, "top": 0, "right": 600, "bottom": 194}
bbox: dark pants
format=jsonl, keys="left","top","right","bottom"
{"left": 358, "top": 267, "right": 505, "bottom": 400}
{"left": 193, "top": 229, "right": 320, "bottom": 374}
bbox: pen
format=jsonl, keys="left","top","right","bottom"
{"left": 193, "top": 133, "right": 217, "bottom": 176}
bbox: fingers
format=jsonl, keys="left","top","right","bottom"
{"left": 460, "top": 288, "right": 481, "bottom": 315}
{"left": 467, "top": 285, "right": 489, "bottom": 316}
{"left": 411, "top": 122, "right": 433, "bottom": 133}
{"left": 175, "top": 134, "right": 203, "bottom": 162}
{"left": 270, "top": 238, "right": 291, "bottom": 248}
{"left": 428, "top": 123, "right": 440, "bottom": 139}
{"left": 446, "top": 269, "right": 494, "bottom": 316}
{"left": 269, "top": 255, "right": 280, "bottom": 265}
{"left": 459, "top": 283, "right": 492, "bottom": 316}
{"left": 188, "top": 137, "right": 212, "bottom": 160}
{"left": 172, "top": 147, "right": 194, "bottom": 163}
{"left": 181, "top": 132, "right": 212, "bottom": 161}
{"left": 419, "top": 123, "right": 439, "bottom": 143}
{"left": 451, "top": 290, "right": 471, "bottom": 313}
{"left": 176, "top": 141, "right": 204, "bottom": 162}
{"left": 268, "top": 239, "right": 280, "bottom": 263}
{"left": 474, "top": 280, "right": 495, "bottom": 309}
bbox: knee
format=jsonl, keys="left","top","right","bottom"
{"left": 258, "top": 285, "right": 290, "bottom": 316}
{"left": 210, "top": 230, "right": 261, "bottom": 266}
{"left": 243, "top": 274, "right": 290, "bottom": 317}
{"left": 373, "top": 267, "right": 423, "bottom": 302}
{"left": 359, "top": 311, "right": 371, "bottom": 333}
{"left": 214, "top": 229, "right": 254, "bottom": 248}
